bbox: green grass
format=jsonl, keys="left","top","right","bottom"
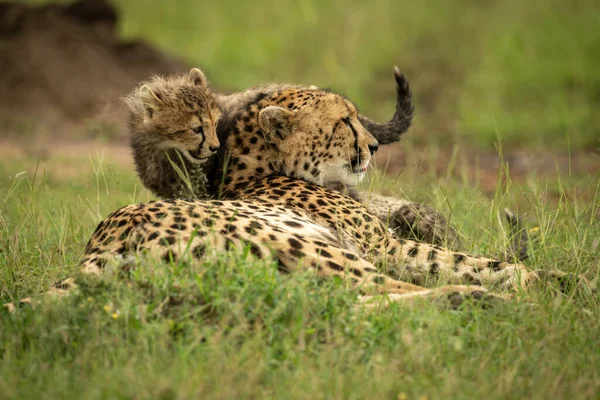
{"left": 1, "top": 152, "right": 599, "bottom": 399}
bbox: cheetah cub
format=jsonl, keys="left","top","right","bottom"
{"left": 123, "top": 68, "right": 221, "bottom": 199}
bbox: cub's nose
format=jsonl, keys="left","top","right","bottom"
{"left": 368, "top": 142, "right": 379, "bottom": 155}
{"left": 209, "top": 145, "right": 220, "bottom": 152}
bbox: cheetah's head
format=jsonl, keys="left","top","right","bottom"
{"left": 124, "top": 68, "right": 221, "bottom": 164}
{"left": 258, "top": 91, "right": 379, "bottom": 186}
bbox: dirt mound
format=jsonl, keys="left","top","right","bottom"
{"left": 0, "top": 0, "right": 188, "bottom": 140}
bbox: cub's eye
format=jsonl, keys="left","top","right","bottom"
{"left": 192, "top": 126, "right": 204, "bottom": 134}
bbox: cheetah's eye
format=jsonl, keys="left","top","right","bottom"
{"left": 192, "top": 126, "right": 204, "bottom": 134}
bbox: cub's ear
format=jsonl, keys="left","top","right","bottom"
{"left": 139, "top": 84, "right": 163, "bottom": 105}
{"left": 139, "top": 84, "right": 164, "bottom": 121}
{"left": 258, "top": 106, "right": 295, "bottom": 142}
{"left": 189, "top": 68, "right": 207, "bottom": 87}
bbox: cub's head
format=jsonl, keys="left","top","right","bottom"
{"left": 124, "top": 68, "right": 221, "bottom": 164}
{"left": 257, "top": 91, "right": 379, "bottom": 186}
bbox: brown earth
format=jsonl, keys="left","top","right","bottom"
{"left": 0, "top": 0, "right": 187, "bottom": 141}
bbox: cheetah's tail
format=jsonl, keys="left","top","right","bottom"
{"left": 358, "top": 66, "right": 415, "bottom": 145}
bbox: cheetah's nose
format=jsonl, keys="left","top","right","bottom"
{"left": 209, "top": 145, "right": 220, "bottom": 152}
{"left": 368, "top": 143, "right": 379, "bottom": 155}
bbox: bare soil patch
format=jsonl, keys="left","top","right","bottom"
{"left": 0, "top": 0, "right": 187, "bottom": 141}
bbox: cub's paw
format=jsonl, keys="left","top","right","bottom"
{"left": 389, "top": 203, "right": 462, "bottom": 250}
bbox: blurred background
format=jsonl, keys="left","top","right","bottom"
{"left": 1, "top": 0, "right": 598, "bottom": 192}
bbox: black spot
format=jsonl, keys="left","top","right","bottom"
{"left": 350, "top": 268, "right": 363, "bottom": 277}
{"left": 242, "top": 241, "right": 263, "bottom": 258}
{"left": 343, "top": 252, "right": 358, "bottom": 261}
{"left": 276, "top": 260, "right": 289, "bottom": 274}
{"left": 225, "top": 224, "right": 237, "bottom": 233}
{"left": 488, "top": 261, "right": 503, "bottom": 271}
{"left": 429, "top": 262, "right": 439, "bottom": 275}
{"left": 170, "top": 223, "right": 186, "bottom": 231}
{"left": 224, "top": 238, "right": 236, "bottom": 250}
{"left": 407, "top": 246, "right": 419, "bottom": 257}
{"left": 288, "top": 238, "right": 303, "bottom": 249}
{"left": 428, "top": 250, "right": 438, "bottom": 261}
{"left": 192, "top": 245, "right": 206, "bottom": 259}
{"left": 290, "top": 249, "right": 306, "bottom": 258}
{"left": 160, "top": 236, "right": 176, "bottom": 246}
{"left": 119, "top": 227, "right": 132, "bottom": 241}
{"left": 327, "top": 261, "right": 344, "bottom": 271}
{"left": 162, "top": 250, "right": 177, "bottom": 263}
{"left": 203, "top": 218, "right": 214, "bottom": 227}
{"left": 454, "top": 254, "right": 466, "bottom": 264}
{"left": 372, "top": 276, "right": 386, "bottom": 285}
{"left": 317, "top": 249, "right": 332, "bottom": 258}
{"left": 462, "top": 273, "right": 481, "bottom": 285}
{"left": 283, "top": 220, "right": 303, "bottom": 228}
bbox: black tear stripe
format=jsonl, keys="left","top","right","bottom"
{"left": 342, "top": 117, "right": 360, "bottom": 167}
{"left": 330, "top": 120, "right": 342, "bottom": 145}
{"left": 194, "top": 113, "right": 207, "bottom": 148}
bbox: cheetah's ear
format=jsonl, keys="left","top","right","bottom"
{"left": 189, "top": 68, "right": 207, "bottom": 87}
{"left": 139, "top": 84, "right": 164, "bottom": 105}
{"left": 258, "top": 106, "right": 295, "bottom": 142}
{"left": 139, "top": 84, "right": 164, "bottom": 121}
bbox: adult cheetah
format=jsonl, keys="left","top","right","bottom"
{"left": 7, "top": 80, "right": 552, "bottom": 313}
